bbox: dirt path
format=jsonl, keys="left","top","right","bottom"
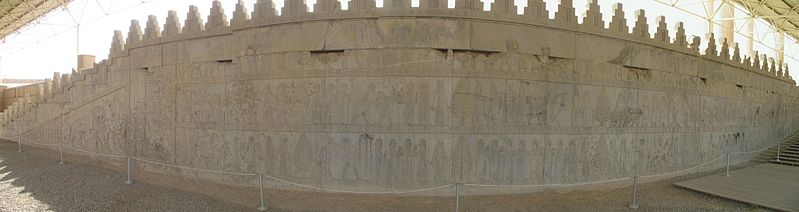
{"left": 0, "top": 140, "right": 777, "bottom": 211}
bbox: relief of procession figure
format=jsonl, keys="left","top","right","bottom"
{"left": 0, "top": 0, "right": 796, "bottom": 198}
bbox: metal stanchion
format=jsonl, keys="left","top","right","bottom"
{"left": 17, "top": 135, "right": 21, "bottom": 152}
{"left": 629, "top": 176, "right": 639, "bottom": 209}
{"left": 59, "top": 143, "right": 64, "bottom": 165}
{"left": 776, "top": 143, "right": 781, "bottom": 162}
{"left": 724, "top": 152, "right": 731, "bottom": 177}
{"left": 455, "top": 183, "right": 461, "bottom": 212}
{"left": 125, "top": 156, "right": 133, "bottom": 184}
{"left": 258, "top": 174, "right": 266, "bottom": 211}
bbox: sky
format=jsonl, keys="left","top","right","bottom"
{"left": 0, "top": 0, "right": 795, "bottom": 80}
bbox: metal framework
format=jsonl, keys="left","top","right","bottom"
{"left": 653, "top": 0, "right": 799, "bottom": 64}
{"left": 736, "top": 0, "right": 799, "bottom": 40}
{"left": 0, "top": 0, "right": 70, "bottom": 41}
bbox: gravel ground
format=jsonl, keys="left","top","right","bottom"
{"left": 0, "top": 140, "right": 779, "bottom": 212}
{"left": 0, "top": 141, "right": 249, "bottom": 212}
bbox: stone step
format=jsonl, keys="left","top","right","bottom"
{"left": 780, "top": 149, "right": 799, "bottom": 154}
{"left": 776, "top": 156, "right": 799, "bottom": 162}
{"left": 777, "top": 153, "right": 799, "bottom": 160}
{"left": 771, "top": 159, "right": 799, "bottom": 166}
{"left": 780, "top": 148, "right": 799, "bottom": 154}
{"left": 781, "top": 149, "right": 799, "bottom": 154}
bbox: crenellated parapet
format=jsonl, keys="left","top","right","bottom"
{"left": 608, "top": 3, "right": 627, "bottom": 34}
{"left": 706, "top": 33, "right": 718, "bottom": 57}
{"left": 252, "top": 0, "right": 278, "bottom": 20}
{"left": 231, "top": 0, "right": 250, "bottom": 27}
{"left": 205, "top": 0, "right": 228, "bottom": 30}
{"left": 581, "top": 0, "right": 602, "bottom": 30}
{"left": 632, "top": 10, "right": 649, "bottom": 38}
{"left": 127, "top": 20, "right": 142, "bottom": 45}
{"left": 454, "top": 0, "right": 481, "bottom": 11}
{"left": 653, "top": 16, "right": 668, "bottom": 43}
{"left": 555, "top": 0, "right": 577, "bottom": 25}
{"left": 164, "top": 10, "right": 181, "bottom": 36}
{"left": 419, "top": 0, "right": 445, "bottom": 9}
{"left": 43, "top": 78, "right": 52, "bottom": 97}
{"left": 62, "top": 73, "right": 71, "bottom": 92}
{"left": 93, "top": 0, "right": 793, "bottom": 82}
{"left": 51, "top": 72, "right": 61, "bottom": 96}
{"left": 491, "top": 0, "right": 515, "bottom": 14}
{"left": 110, "top": 30, "right": 124, "bottom": 55}
{"left": 350, "top": 0, "right": 377, "bottom": 10}
{"left": 144, "top": 15, "right": 161, "bottom": 40}
{"left": 184, "top": 5, "right": 204, "bottom": 33}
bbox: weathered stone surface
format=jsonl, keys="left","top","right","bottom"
{"left": 2, "top": 0, "right": 798, "bottom": 194}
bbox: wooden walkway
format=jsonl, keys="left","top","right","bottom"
{"left": 674, "top": 163, "right": 799, "bottom": 211}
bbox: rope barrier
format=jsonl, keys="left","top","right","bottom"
{"left": 56, "top": 142, "right": 452, "bottom": 194}
{"left": 62, "top": 145, "right": 127, "bottom": 159}
{"left": 20, "top": 140, "right": 60, "bottom": 147}
{"left": 0, "top": 134, "right": 789, "bottom": 193}
{"left": 463, "top": 177, "right": 628, "bottom": 188}
{"left": 640, "top": 154, "right": 726, "bottom": 179}
{"left": 1, "top": 129, "right": 794, "bottom": 194}
{"left": 131, "top": 156, "right": 257, "bottom": 177}
{"left": 730, "top": 134, "right": 798, "bottom": 155}
{"left": 464, "top": 153, "right": 727, "bottom": 188}
{"left": 1, "top": 114, "right": 796, "bottom": 195}
{"left": 262, "top": 174, "right": 454, "bottom": 194}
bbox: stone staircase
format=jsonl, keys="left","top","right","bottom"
{"left": 753, "top": 132, "right": 799, "bottom": 166}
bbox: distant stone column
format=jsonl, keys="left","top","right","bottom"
{"left": 706, "top": 0, "right": 715, "bottom": 35}
{"left": 0, "top": 85, "right": 6, "bottom": 111}
{"left": 718, "top": 0, "right": 734, "bottom": 46}
{"left": 62, "top": 73, "right": 71, "bottom": 91}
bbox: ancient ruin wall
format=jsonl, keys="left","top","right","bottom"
{"left": 2, "top": 0, "right": 799, "bottom": 193}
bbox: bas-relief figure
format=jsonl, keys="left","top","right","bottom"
{"left": 1, "top": 0, "right": 798, "bottom": 193}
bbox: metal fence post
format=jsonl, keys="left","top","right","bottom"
{"left": 629, "top": 176, "right": 639, "bottom": 209}
{"left": 17, "top": 135, "right": 21, "bottom": 152}
{"left": 59, "top": 143, "right": 64, "bottom": 165}
{"left": 776, "top": 143, "right": 781, "bottom": 162}
{"left": 455, "top": 183, "right": 461, "bottom": 212}
{"left": 724, "top": 152, "right": 731, "bottom": 177}
{"left": 125, "top": 156, "right": 133, "bottom": 185}
{"left": 258, "top": 174, "right": 266, "bottom": 211}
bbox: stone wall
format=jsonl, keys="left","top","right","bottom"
{"left": 1, "top": 83, "right": 40, "bottom": 112}
{"left": 1, "top": 0, "right": 798, "bottom": 193}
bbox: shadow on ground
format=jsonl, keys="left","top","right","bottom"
{"left": 0, "top": 140, "right": 249, "bottom": 211}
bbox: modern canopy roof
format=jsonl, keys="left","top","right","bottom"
{"left": 736, "top": 0, "right": 799, "bottom": 40}
{"left": 0, "top": 1, "right": 797, "bottom": 44}
{"left": 0, "top": 0, "right": 69, "bottom": 41}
